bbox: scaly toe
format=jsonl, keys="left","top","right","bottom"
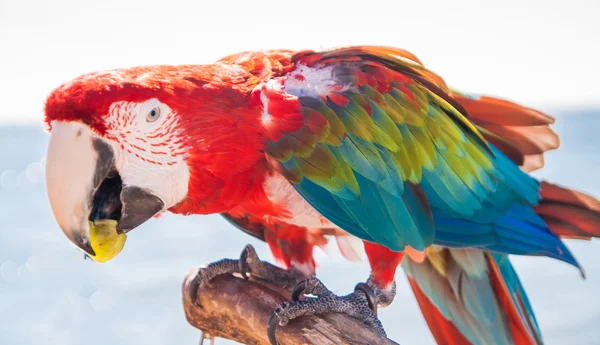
{"left": 291, "top": 276, "right": 329, "bottom": 301}
{"left": 267, "top": 279, "right": 388, "bottom": 345}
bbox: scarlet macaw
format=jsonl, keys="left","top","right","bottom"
{"left": 43, "top": 46, "right": 600, "bottom": 343}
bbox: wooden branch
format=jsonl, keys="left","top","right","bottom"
{"left": 182, "top": 269, "right": 398, "bottom": 345}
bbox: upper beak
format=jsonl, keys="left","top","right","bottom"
{"left": 45, "top": 121, "right": 164, "bottom": 258}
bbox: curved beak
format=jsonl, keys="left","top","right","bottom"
{"left": 45, "top": 121, "right": 164, "bottom": 257}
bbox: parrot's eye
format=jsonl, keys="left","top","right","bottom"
{"left": 146, "top": 107, "right": 161, "bottom": 122}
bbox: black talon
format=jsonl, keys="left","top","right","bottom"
{"left": 291, "top": 279, "right": 308, "bottom": 301}
{"left": 355, "top": 282, "right": 378, "bottom": 315}
{"left": 267, "top": 313, "right": 280, "bottom": 345}
{"left": 239, "top": 247, "right": 251, "bottom": 280}
{"left": 189, "top": 274, "right": 201, "bottom": 307}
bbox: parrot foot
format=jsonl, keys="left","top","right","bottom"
{"left": 372, "top": 278, "right": 397, "bottom": 308}
{"left": 238, "top": 244, "right": 309, "bottom": 289}
{"left": 189, "top": 245, "right": 309, "bottom": 306}
{"left": 267, "top": 277, "right": 388, "bottom": 345}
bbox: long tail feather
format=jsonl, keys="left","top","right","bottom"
{"left": 403, "top": 249, "right": 542, "bottom": 345}
{"left": 535, "top": 181, "right": 600, "bottom": 240}
{"left": 451, "top": 91, "right": 555, "bottom": 126}
{"left": 408, "top": 277, "right": 474, "bottom": 345}
{"left": 452, "top": 90, "right": 559, "bottom": 173}
{"left": 488, "top": 254, "right": 542, "bottom": 345}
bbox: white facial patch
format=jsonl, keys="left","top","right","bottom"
{"left": 104, "top": 98, "right": 190, "bottom": 209}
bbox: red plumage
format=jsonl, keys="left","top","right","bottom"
{"left": 535, "top": 181, "right": 600, "bottom": 240}
{"left": 364, "top": 242, "right": 404, "bottom": 288}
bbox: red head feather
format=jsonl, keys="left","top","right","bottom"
{"left": 44, "top": 51, "right": 296, "bottom": 215}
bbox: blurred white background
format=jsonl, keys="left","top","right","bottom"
{"left": 1, "top": 0, "right": 599, "bottom": 344}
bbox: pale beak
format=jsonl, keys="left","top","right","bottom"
{"left": 45, "top": 121, "right": 164, "bottom": 256}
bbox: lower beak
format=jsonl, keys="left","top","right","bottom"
{"left": 45, "top": 121, "right": 164, "bottom": 260}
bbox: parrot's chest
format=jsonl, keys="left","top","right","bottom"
{"left": 262, "top": 173, "right": 337, "bottom": 229}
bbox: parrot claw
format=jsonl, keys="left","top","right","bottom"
{"left": 237, "top": 244, "right": 308, "bottom": 289}
{"left": 239, "top": 244, "right": 259, "bottom": 280}
{"left": 189, "top": 245, "right": 310, "bottom": 306}
{"left": 354, "top": 282, "right": 378, "bottom": 314}
{"left": 267, "top": 277, "right": 389, "bottom": 345}
{"left": 189, "top": 255, "right": 243, "bottom": 307}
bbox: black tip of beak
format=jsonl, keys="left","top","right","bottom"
{"left": 72, "top": 232, "right": 96, "bottom": 256}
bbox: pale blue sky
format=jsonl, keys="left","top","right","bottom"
{"left": 0, "top": 0, "right": 599, "bottom": 123}
{"left": 1, "top": 112, "right": 599, "bottom": 345}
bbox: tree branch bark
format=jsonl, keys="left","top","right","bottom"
{"left": 182, "top": 269, "right": 398, "bottom": 345}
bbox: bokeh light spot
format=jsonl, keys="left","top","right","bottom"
{"left": 1, "top": 261, "right": 18, "bottom": 283}
{"left": 0, "top": 170, "right": 18, "bottom": 191}
{"left": 26, "top": 161, "right": 45, "bottom": 184}
{"left": 90, "top": 289, "right": 119, "bottom": 311}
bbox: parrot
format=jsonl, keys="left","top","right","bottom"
{"left": 43, "top": 46, "right": 600, "bottom": 343}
